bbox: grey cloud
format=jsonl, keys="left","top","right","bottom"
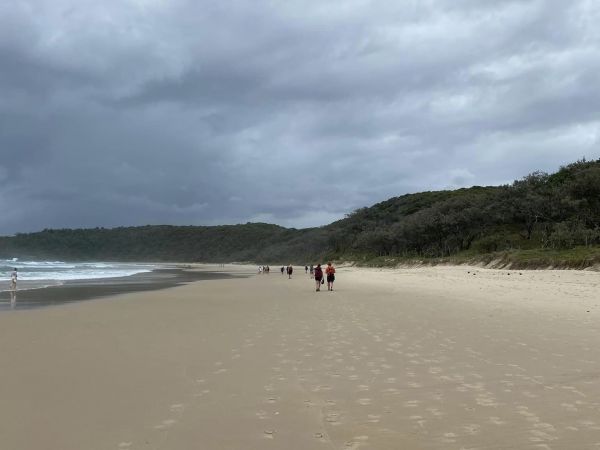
{"left": 0, "top": 0, "right": 599, "bottom": 234}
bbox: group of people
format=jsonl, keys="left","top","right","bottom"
{"left": 258, "top": 265, "right": 270, "bottom": 274}
{"left": 277, "top": 262, "right": 336, "bottom": 291}
{"left": 312, "top": 262, "right": 336, "bottom": 291}
{"left": 280, "top": 265, "right": 293, "bottom": 278}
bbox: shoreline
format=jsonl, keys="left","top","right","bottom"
{"left": 0, "top": 266, "right": 252, "bottom": 311}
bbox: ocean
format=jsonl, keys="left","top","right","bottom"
{"left": 0, "top": 259, "right": 155, "bottom": 291}
{"left": 0, "top": 259, "right": 244, "bottom": 311}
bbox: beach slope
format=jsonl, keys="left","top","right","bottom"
{"left": 1, "top": 266, "right": 600, "bottom": 449}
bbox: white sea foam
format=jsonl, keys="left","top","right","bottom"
{"left": 0, "top": 260, "right": 155, "bottom": 282}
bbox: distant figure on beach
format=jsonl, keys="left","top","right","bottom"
{"left": 326, "top": 262, "right": 336, "bottom": 291}
{"left": 314, "top": 264, "right": 323, "bottom": 291}
{"left": 280, "top": 266, "right": 285, "bottom": 275}
{"left": 305, "top": 265, "right": 308, "bottom": 274}
{"left": 10, "top": 268, "right": 17, "bottom": 291}
{"left": 266, "top": 265, "right": 270, "bottom": 274}
{"left": 310, "top": 265, "right": 314, "bottom": 278}
{"left": 258, "top": 266, "right": 263, "bottom": 274}
{"left": 287, "top": 264, "right": 293, "bottom": 279}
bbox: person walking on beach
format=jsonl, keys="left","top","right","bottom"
{"left": 305, "top": 265, "right": 308, "bottom": 274}
{"left": 325, "top": 262, "right": 336, "bottom": 291}
{"left": 287, "top": 264, "right": 293, "bottom": 279}
{"left": 314, "top": 264, "right": 323, "bottom": 291}
{"left": 280, "top": 266, "right": 285, "bottom": 275}
{"left": 10, "top": 268, "right": 17, "bottom": 291}
{"left": 310, "top": 264, "right": 314, "bottom": 278}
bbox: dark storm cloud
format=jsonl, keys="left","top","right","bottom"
{"left": 1, "top": 0, "right": 599, "bottom": 233}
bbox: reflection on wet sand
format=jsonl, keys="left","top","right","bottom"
{"left": 10, "top": 290, "right": 16, "bottom": 309}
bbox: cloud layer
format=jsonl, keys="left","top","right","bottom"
{"left": 1, "top": 0, "right": 599, "bottom": 233}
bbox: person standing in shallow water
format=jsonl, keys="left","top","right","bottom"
{"left": 10, "top": 268, "right": 17, "bottom": 291}
{"left": 325, "top": 262, "right": 336, "bottom": 291}
{"left": 314, "top": 264, "right": 323, "bottom": 291}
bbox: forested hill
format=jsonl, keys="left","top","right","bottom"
{"left": 0, "top": 223, "right": 329, "bottom": 263}
{"left": 1, "top": 159, "right": 600, "bottom": 267}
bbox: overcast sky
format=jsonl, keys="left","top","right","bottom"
{"left": 1, "top": 0, "right": 599, "bottom": 234}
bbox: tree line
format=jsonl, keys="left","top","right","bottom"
{"left": 329, "top": 159, "right": 600, "bottom": 259}
{"left": 1, "top": 159, "right": 599, "bottom": 265}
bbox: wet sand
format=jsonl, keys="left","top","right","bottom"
{"left": 0, "top": 268, "right": 246, "bottom": 310}
{"left": 1, "top": 265, "right": 600, "bottom": 449}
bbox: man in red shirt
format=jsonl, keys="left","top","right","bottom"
{"left": 325, "top": 262, "right": 336, "bottom": 291}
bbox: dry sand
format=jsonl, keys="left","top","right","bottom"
{"left": 1, "top": 265, "right": 600, "bottom": 449}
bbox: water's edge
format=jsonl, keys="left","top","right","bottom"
{"left": 0, "top": 269, "right": 249, "bottom": 311}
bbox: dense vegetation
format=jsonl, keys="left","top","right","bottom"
{"left": 0, "top": 223, "right": 329, "bottom": 263}
{"left": 1, "top": 159, "right": 599, "bottom": 268}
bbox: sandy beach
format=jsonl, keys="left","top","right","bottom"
{"left": 1, "top": 265, "right": 600, "bottom": 450}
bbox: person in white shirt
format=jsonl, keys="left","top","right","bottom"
{"left": 10, "top": 268, "right": 18, "bottom": 291}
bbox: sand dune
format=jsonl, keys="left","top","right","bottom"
{"left": 1, "top": 265, "right": 600, "bottom": 449}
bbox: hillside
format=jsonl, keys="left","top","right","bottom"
{"left": 0, "top": 223, "right": 330, "bottom": 263}
{"left": 1, "top": 159, "right": 599, "bottom": 267}
{"left": 326, "top": 158, "right": 600, "bottom": 267}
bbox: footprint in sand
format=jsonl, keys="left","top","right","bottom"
{"left": 476, "top": 394, "right": 498, "bottom": 407}
{"left": 463, "top": 423, "right": 481, "bottom": 435}
{"left": 263, "top": 430, "right": 275, "bottom": 439}
{"left": 345, "top": 435, "right": 369, "bottom": 449}
{"left": 154, "top": 419, "right": 177, "bottom": 430}
{"left": 170, "top": 404, "right": 185, "bottom": 413}
{"left": 439, "top": 432, "right": 457, "bottom": 443}
{"left": 194, "top": 388, "right": 210, "bottom": 398}
{"left": 561, "top": 403, "right": 578, "bottom": 412}
{"left": 325, "top": 412, "right": 340, "bottom": 424}
{"left": 118, "top": 443, "right": 132, "bottom": 449}
{"left": 382, "top": 387, "right": 399, "bottom": 395}
{"left": 426, "top": 407, "right": 444, "bottom": 418}
{"left": 410, "top": 415, "right": 427, "bottom": 428}
{"left": 357, "top": 398, "right": 372, "bottom": 406}
{"left": 312, "top": 385, "right": 332, "bottom": 392}
{"left": 489, "top": 416, "right": 506, "bottom": 425}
